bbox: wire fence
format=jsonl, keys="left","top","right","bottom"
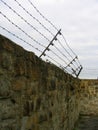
{"left": 0, "top": 0, "right": 83, "bottom": 78}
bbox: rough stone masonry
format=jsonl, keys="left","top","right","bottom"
{"left": 0, "top": 34, "right": 81, "bottom": 130}
{"left": 80, "top": 79, "right": 98, "bottom": 115}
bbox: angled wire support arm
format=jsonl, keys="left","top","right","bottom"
{"left": 76, "top": 65, "right": 83, "bottom": 78}
{"left": 39, "top": 29, "right": 61, "bottom": 58}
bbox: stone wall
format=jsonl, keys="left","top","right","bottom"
{"left": 80, "top": 80, "right": 98, "bottom": 115}
{"left": 0, "top": 35, "right": 81, "bottom": 130}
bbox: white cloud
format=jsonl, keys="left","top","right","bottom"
{"left": 0, "top": 0, "right": 98, "bottom": 79}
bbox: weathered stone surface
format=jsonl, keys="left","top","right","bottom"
{"left": 12, "top": 78, "right": 26, "bottom": 91}
{"left": 74, "top": 115, "right": 98, "bottom": 130}
{"left": 80, "top": 80, "right": 98, "bottom": 115}
{"left": 0, "top": 34, "right": 81, "bottom": 130}
{"left": 0, "top": 76, "right": 11, "bottom": 97}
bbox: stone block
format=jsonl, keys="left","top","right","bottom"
{"left": 0, "top": 100, "right": 19, "bottom": 120}
{"left": 12, "top": 79, "right": 26, "bottom": 91}
{"left": 0, "top": 76, "right": 11, "bottom": 97}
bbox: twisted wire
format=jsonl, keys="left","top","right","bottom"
{"left": 61, "top": 33, "right": 81, "bottom": 65}
{"left": 53, "top": 45, "right": 77, "bottom": 69}
{"left": 57, "top": 37, "right": 80, "bottom": 68}
{"left": 0, "top": 25, "right": 42, "bottom": 53}
{"left": 0, "top": 26, "right": 79, "bottom": 77}
{"left": 0, "top": 11, "right": 46, "bottom": 48}
{"left": 27, "top": 0, "right": 58, "bottom": 31}
{"left": 0, "top": 0, "right": 82, "bottom": 77}
{"left": 15, "top": 1, "right": 81, "bottom": 69}
{"left": 45, "top": 55, "right": 71, "bottom": 74}
{"left": 13, "top": 0, "right": 54, "bottom": 36}
{"left": 0, "top": 25, "right": 68, "bottom": 73}
{"left": 27, "top": 0, "right": 82, "bottom": 67}
{"left": 0, "top": 0, "right": 51, "bottom": 42}
{"left": 26, "top": 0, "right": 82, "bottom": 73}
{"left": 0, "top": 11, "right": 79, "bottom": 73}
{"left": 0, "top": 24, "right": 74, "bottom": 74}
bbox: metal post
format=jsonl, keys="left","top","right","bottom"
{"left": 76, "top": 65, "right": 83, "bottom": 78}
{"left": 39, "top": 29, "right": 61, "bottom": 58}
{"left": 64, "top": 56, "right": 77, "bottom": 69}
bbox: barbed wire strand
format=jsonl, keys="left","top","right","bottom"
{"left": 0, "top": 0, "right": 82, "bottom": 77}
{"left": 53, "top": 45, "right": 78, "bottom": 69}
{"left": 0, "top": 0, "right": 78, "bottom": 69}
{"left": 27, "top": 0, "right": 58, "bottom": 31}
{"left": 0, "top": 11, "right": 78, "bottom": 74}
{"left": 27, "top": 0, "right": 78, "bottom": 59}
{"left": 45, "top": 55, "right": 73, "bottom": 74}
{"left": 15, "top": 0, "right": 80, "bottom": 69}
{"left": 0, "top": 11, "right": 47, "bottom": 49}
{"left": 50, "top": 35, "right": 81, "bottom": 70}
{"left": 27, "top": 0, "right": 82, "bottom": 67}
{"left": 0, "top": 24, "right": 75, "bottom": 74}
{"left": 0, "top": 25, "right": 74, "bottom": 74}
{"left": 58, "top": 38, "right": 80, "bottom": 68}
{"left": 14, "top": 0, "right": 77, "bottom": 66}
{"left": 52, "top": 38, "right": 77, "bottom": 65}
{"left": 0, "top": 0, "right": 51, "bottom": 42}
{"left": 0, "top": 25, "right": 78, "bottom": 77}
{"left": 45, "top": 49, "right": 78, "bottom": 75}
{"left": 13, "top": 0, "right": 54, "bottom": 36}
{"left": 50, "top": 33, "right": 80, "bottom": 69}
{"left": 0, "top": 25, "right": 43, "bottom": 53}
{"left": 61, "top": 33, "right": 81, "bottom": 65}
{"left": 49, "top": 49, "right": 68, "bottom": 65}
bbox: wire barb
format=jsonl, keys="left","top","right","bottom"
{"left": 0, "top": 25, "right": 42, "bottom": 53}
{"left": 0, "top": 10, "right": 46, "bottom": 48}
{"left": 0, "top": 0, "right": 51, "bottom": 42}
{"left": 27, "top": 0, "right": 58, "bottom": 31}
{"left": 39, "top": 29, "right": 61, "bottom": 58}
{"left": 0, "top": 0, "right": 83, "bottom": 78}
{"left": 13, "top": 0, "right": 54, "bottom": 36}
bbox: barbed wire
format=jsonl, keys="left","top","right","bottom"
{"left": 0, "top": 11, "right": 47, "bottom": 49}
{"left": 44, "top": 55, "right": 73, "bottom": 75}
{"left": 13, "top": 0, "right": 54, "bottom": 36}
{"left": 53, "top": 44, "right": 77, "bottom": 68}
{"left": 61, "top": 33, "right": 81, "bottom": 65}
{"left": 0, "top": 0, "right": 76, "bottom": 64}
{"left": 0, "top": 25, "right": 72, "bottom": 74}
{"left": 13, "top": 0, "right": 81, "bottom": 69}
{"left": 0, "top": 10, "right": 77, "bottom": 68}
{"left": 0, "top": 0, "right": 83, "bottom": 77}
{"left": 27, "top": 0, "right": 58, "bottom": 31}
{"left": 0, "top": 25, "right": 77, "bottom": 76}
{"left": 0, "top": 0, "right": 51, "bottom": 42}
{"left": 27, "top": 0, "right": 82, "bottom": 67}
{"left": 0, "top": 25, "right": 42, "bottom": 53}
{"left": 49, "top": 37, "right": 80, "bottom": 70}
{"left": 0, "top": 6, "right": 79, "bottom": 70}
{"left": 27, "top": 0, "right": 80, "bottom": 58}
{"left": 0, "top": 10, "right": 77, "bottom": 71}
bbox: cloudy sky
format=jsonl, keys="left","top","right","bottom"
{"left": 0, "top": 0, "right": 98, "bottom": 79}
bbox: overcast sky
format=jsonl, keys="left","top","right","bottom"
{"left": 0, "top": 0, "right": 98, "bottom": 79}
